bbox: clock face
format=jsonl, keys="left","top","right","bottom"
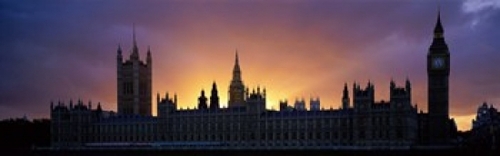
{"left": 432, "top": 57, "right": 445, "bottom": 69}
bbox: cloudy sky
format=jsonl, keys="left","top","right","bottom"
{"left": 1, "top": 0, "right": 500, "bottom": 131}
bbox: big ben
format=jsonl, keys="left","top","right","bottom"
{"left": 427, "top": 12, "right": 451, "bottom": 145}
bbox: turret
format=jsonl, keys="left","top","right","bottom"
{"left": 294, "top": 98, "right": 306, "bottom": 111}
{"left": 263, "top": 88, "right": 266, "bottom": 98}
{"left": 117, "top": 44, "right": 123, "bottom": 62}
{"left": 246, "top": 86, "right": 266, "bottom": 114}
{"left": 157, "top": 92, "right": 160, "bottom": 106}
{"left": 367, "top": 80, "right": 375, "bottom": 93}
{"left": 198, "top": 90, "right": 208, "bottom": 110}
{"left": 157, "top": 92, "right": 177, "bottom": 117}
{"left": 147, "top": 46, "right": 152, "bottom": 64}
{"left": 405, "top": 77, "right": 411, "bottom": 91}
{"left": 116, "top": 44, "right": 122, "bottom": 115}
{"left": 147, "top": 45, "right": 152, "bottom": 78}
{"left": 97, "top": 102, "right": 102, "bottom": 112}
{"left": 280, "top": 100, "right": 288, "bottom": 111}
{"left": 390, "top": 79, "right": 395, "bottom": 97}
{"left": 147, "top": 45, "right": 152, "bottom": 76}
{"left": 389, "top": 80, "right": 412, "bottom": 110}
{"left": 353, "top": 82, "right": 375, "bottom": 111}
{"left": 210, "top": 82, "right": 220, "bottom": 110}
{"left": 406, "top": 77, "right": 411, "bottom": 102}
{"left": 50, "top": 101, "right": 54, "bottom": 110}
{"left": 310, "top": 97, "right": 320, "bottom": 111}
{"left": 390, "top": 79, "right": 395, "bottom": 89}
{"left": 342, "top": 83, "right": 350, "bottom": 109}
{"left": 174, "top": 93, "right": 178, "bottom": 105}
{"left": 245, "top": 87, "right": 249, "bottom": 99}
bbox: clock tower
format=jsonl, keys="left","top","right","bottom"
{"left": 427, "top": 12, "right": 450, "bottom": 144}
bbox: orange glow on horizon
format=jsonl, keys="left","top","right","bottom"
{"left": 453, "top": 114, "right": 475, "bottom": 132}
{"left": 4, "top": 1, "right": 499, "bottom": 135}
{"left": 119, "top": 44, "right": 477, "bottom": 132}
{"left": 88, "top": 6, "right": 481, "bottom": 132}
{"left": 151, "top": 52, "right": 345, "bottom": 113}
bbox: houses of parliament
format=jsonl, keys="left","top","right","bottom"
{"left": 50, "top": 13, "right": 457, "bottom": 149}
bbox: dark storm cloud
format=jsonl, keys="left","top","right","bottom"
{"left": 0, "top": 0, "right": 192, "bottom": 117}
{"left": 0, "top": 1, "right": 118, "bottom": 116}
{"left": 449, "top": 7, "right": 500, "bottom": 114}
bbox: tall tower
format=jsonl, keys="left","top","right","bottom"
{"left": 117, "top": 26, "right": 152, "bottom": 116}
{"left": 228, "top": 51, "right": 246, "bottom": 108}
{"left": 427, "top": 11, "right": 450, "bottom": 144}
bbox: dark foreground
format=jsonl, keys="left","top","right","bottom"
{"left": 4, "top": 148, "right": 498, "bottom": 156}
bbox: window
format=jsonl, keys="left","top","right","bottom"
{"left": 123, "top": 82, "right": 134, "bottom": 95}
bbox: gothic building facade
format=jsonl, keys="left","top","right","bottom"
{"left": 116, "top": 28, "right": 152, "bottom": 116}
{"left": 51, "top": 13, "right": 455, "bottom": 149}
{"left": 50, "top": 52, "right": 418, "bottom": 148}
{"left": 468, "top": 102, "right": 500, "bottom": 149}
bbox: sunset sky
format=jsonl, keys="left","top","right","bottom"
{"left": 1, "top": 0, "right": 500, "bottom": 131}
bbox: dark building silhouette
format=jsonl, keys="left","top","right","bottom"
{"left": 342, "top": 83, "right": 350, "bottom": 109}
{"left": 350, "top": 80, "right": 417, "bottom": 146}
{"left": 50, "top": 12, "right": 459, "bottom": 149}
{"left": 210, "top": 82, "right": 220, "bottom": 110}
{"left": 198, "top": 90, "right": 208, "bottom": 110}
{"left": 0, "top": 118, "right": 50, "bottom": 149}
{"left": 51, "top": 52, "right": 418, "bottom": 148}
{"left": 117, "top": 27, "right": 152, "bottom": 116}
{"left": 468, "top": 102, "right": 500, "bottom": 149}
{"left": 473, "top": 103, "right": 500, "bottom": 130}
{"left": 427, "top": 11, "right": 451, "bottom": 145}
{"left": 228, "top": 52, "right": 246, "bottom": 108}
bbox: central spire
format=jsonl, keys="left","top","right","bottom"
{"left": 228, "top": 49, "right": 245, "bottom": 108}
{"left": 235, "top": 50, "right": 240, "bottom": 70}
{"left": 232, "top": 49, "right": 241, "bottom": 81}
